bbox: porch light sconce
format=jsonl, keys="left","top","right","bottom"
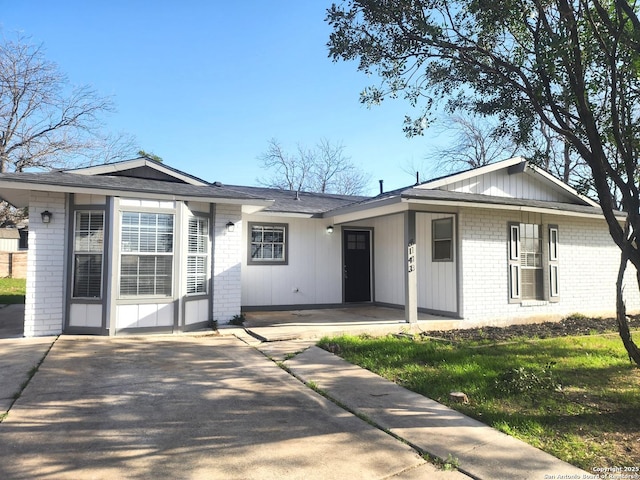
{"left": 226, "top": 221, "right": 235, "bottom": 233}
{"left": 41, "top": 210, "right": 52, "bottom": 224}
{"left": 326, "top": 225, "right": 334, "bottom": 234}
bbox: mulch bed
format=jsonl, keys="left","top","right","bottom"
{"left": 421, "top": 315, "right": 640, "bottom": 343}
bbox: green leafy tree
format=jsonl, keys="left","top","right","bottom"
{"left": 327, "top": 0, "right": 640, "bottom": 364}
{"left": 138, "top": 150, "right": 163, "bottom": 163}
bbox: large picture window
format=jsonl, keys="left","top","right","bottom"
{"left": 120, "top": 212, "right": 174, "bottom": 296}
{"left": 187, "top": 216, "right": 208, "bottom": 294}
{"left": 248, "top": 223, "right": 288, "bottom": 265}
{"left": 73, "top": 211, "right": 104, "bottom": 298}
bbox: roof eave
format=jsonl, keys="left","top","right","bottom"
{"left": 0, "top": 179, "right": 274, "bottom": 212}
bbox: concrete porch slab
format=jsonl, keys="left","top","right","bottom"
{"left": 242, "top": 306, "right": 462, "bottom": 342}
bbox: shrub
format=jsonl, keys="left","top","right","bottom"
{"left": 495, "top": 362, "right": 562, "bottom": 396}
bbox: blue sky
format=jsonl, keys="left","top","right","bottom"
{"left": 1, "top": 1, "right": 448, "bottom": 194}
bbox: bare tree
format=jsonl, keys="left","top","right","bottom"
{"left": 258, "top": 138, "right": 315, "bottom": 192}
{"left": 0, "top": 34, "right": 125, "bottom": 173}
{"left": 258, "top": 138, "right": 370, "bottom": 195}
{"left": 426, "top": 114, "right": 518, "bottom": 174}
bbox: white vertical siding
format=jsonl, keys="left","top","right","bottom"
{"left": 439, "top": 169, "right": 572, "bottom": 202}
{"left": 24, "top": 192, "right": 67, "bottom": 337}
{"left": 0, "top": 238, "right": 19, "bottom": 252}
{"left": 116, "top": 303, "right": 173, "bottom": 329}
{"left": 360, "top": 213, "right": 458, "bottom": 313}
{"left": 241, "top": 215, "right": 342, "bottom": 306}
{"left": 368, "top": 215, "right": 405, "bottom": 305}
{"left": 185, "top": 298, "right": 209, "bottom": 325}
{"left": 416, "top": 213, "right": 457, "bottom": 313}
{"left": 68, "top": 304, "right": 103, "bottom": 327}
{"left": 458, "top": 207, "right": 640, "bottom": 323}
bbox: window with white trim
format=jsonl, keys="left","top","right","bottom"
{"left": 120, "top": 212, "right": 174, "bottom": 296}
{"left": 72, "top": 211, "right": 104, "bottom": 298}
{"left": 248, "top": 223, "right": 288, "bottom": 265}
{"left": 508, "top": 223, "right": 559, "bottom": 302}
{"left": 187, "top": 216, "right": 208, "bottom": 295}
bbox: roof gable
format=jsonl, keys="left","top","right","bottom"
{"left": 65, "top": 158, "right": 209, "bottom": 186}
{"left": 417, "top": 157, "right": 598, "bottom": 207}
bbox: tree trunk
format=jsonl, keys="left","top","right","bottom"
{"left": 615, "top": 249, "right": 640, "bottom": 366}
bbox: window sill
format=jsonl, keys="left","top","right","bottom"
{"left": 520, "top": 300, "right": 548, "bottom": 307}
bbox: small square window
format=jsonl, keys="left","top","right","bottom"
{"left": 248, "top": 223, "right": 288, "bottom": 265}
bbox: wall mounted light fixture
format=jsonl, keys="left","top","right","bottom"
{"left": 326, "top": 225, "right": 334, "bottom": 234}
{"left": 226, "top": 221, "right": 235, "bottom": 233}
{"left": 41, "top": 210, "right": 52, "bottom": 224}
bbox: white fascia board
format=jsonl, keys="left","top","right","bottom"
{"left": 0, "top": 179, "right": 273, "bottom": 211}
{"left": 244, "top": 211, "right": 315, "bottom": 219}
{"left": 66, "top": 159, "right": 209, "bottom": 186}
{"left": 526, "top": 164, "right": 600, "bottom": 207}
{"left": 332, "top": 201, "right": 409, "bottom": 225}
{"left": 417, "top": 156, "right": 526, "bottom": 190}
{"left": 323, "top": 194, "right": 402, "bottom": 218}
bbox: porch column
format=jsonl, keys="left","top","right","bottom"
{"left": 404, "top": 210, "right": 418, "bottom": 324}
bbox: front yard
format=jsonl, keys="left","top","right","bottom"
{"left": 0, "top": 277, "right": 25, "bottom": 304}
{"left": 318, "top": 317, "right": 640, "bottom": 471}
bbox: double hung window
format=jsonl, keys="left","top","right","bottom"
{"left": 508, "top": 223, "right": 559, "bottom": 302}
{"left": 187, "top": 217, "right": 208, "bottom": 294}
{"left": 73, "top": 211, "right": 104, "bottom": 298}
{"left": 432, "top": 218, "right": 453, "bottom": 261}
{"left": 120, "top": 212, "right": 174, "bottom": 296}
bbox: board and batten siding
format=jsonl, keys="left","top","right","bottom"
{"left": 416, "top": 212, "right": 457, "bottom": 313}
{"left": 458, "top": 208, "right": 640, "bottom": 323}
{"left": 433, "top": 168, "right": 574, "bottom": 202}
{"left": 241, "top": 215, "right": 342, "bottom": 306}
{"left": 348, "top": 213, "right": 457, "bottom": 313}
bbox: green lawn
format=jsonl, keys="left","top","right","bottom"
{"left": 318, "top": 332, "right": 640, "bottom": 471}
{"left": 0, "top": 277, "right": 26, "bottom": 304}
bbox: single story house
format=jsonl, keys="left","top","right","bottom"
{"left": 0, "top": 156, "right": 637, "bottom": 337}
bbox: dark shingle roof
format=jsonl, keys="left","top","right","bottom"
{"left": 227, "top": 185, "right": 366, "bottom": 215}
{"left": 0, "top": 172, "right": 269, "bottom": 202}
{"left": 325, "top": 186, "right": 615, "bottom": 218}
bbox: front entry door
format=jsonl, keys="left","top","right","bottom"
{"left": 343, "top": 230, "right": 372, "bottom": 302}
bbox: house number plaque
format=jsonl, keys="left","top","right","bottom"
{"left": 407, "top": 241, "right": 416, "bottom": 273}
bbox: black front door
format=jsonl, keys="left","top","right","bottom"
{"left": 343, "top": 230, "right": 371, "bottom": 302}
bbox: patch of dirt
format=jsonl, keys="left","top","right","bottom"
{"left": 421, "top": 315, "right": 640, "bottom": 343}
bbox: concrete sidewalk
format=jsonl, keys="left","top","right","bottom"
{"left": 276, "top": 343, "right": 590, "bottom": 480}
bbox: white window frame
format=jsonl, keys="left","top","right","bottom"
{"left": 548, "top": 225, "right": 560, "bottom": 300}
{"left": 186, "top": 216, "right": 209, "bottom": 295}
{"left": 508, "top": 222, "right": 560, "bottom": 303}
{"left": 72, "top": 210, "right": 104, "bottom": 299}
{"left": 247, "top": 222, "right": 289, "bottom": 265}
{"left": 119, "top": 211, "right": 175, "bottom": 297}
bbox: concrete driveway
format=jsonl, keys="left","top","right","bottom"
{"left": 0, "top": 334, "right": 427, "bottom": 479}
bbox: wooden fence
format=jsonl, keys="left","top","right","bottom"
{"left": 0, "top": 251, "right": 27, "bottom": 278}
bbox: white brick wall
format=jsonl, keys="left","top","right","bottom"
{"left": 459, "top": 208, "right": 640, "bottom": 324}
{"left": 212, "top": 204, "right": 242, "bottom": 323}
{"left": 24, "top": 192, "right": 67, "bottom": 336}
